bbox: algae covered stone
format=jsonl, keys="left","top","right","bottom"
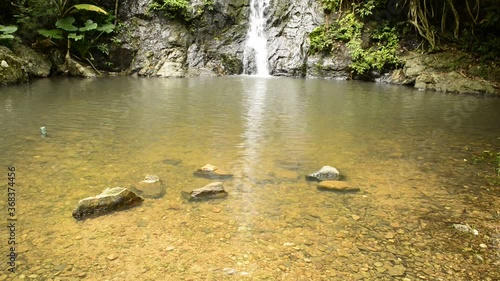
{"left": 72, "top": 187, "right": 143, "bottom": 220}
{"left": 182, "top": 182, "right": 228, "bottom": 201}
{"left": 317, "top": 181, "right": 360, "bottom": 192}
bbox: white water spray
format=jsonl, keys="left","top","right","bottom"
{"left": 244, "top": 0, "right": 270, "bottom": 76}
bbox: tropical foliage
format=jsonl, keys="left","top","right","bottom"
{"left": 1, "top": 0, "right": 116, "bottom": 70}
{"left": 148, "top": 0, "right": 214, "bottom": 24}
{"left": 311, "top": 0, "right": 500, "bottom": 75}
{"left": 0, "top": 25, "right": 18, "bottom": 41}
{"left": 310, "top": 1, "right": 401, "bottom": 75}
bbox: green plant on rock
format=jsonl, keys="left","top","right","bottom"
{"left": 309, "top": 25, "right": 334, "bottom": 54}
{"left": 34, "top": 0, "right": 115, "bottom": 73}
{"left": 321, "top": 0, "right": 341, "bottom": 13}
{"left": 149, "top": 0, "right": 215, "bottom": 24}
{"left": 335, "top": 12, "right": 363, "bottom": 40}
{"left": 309, "top": 7, "right": 400, "bottom": 76}
{"left": 60, "top": 17, "right": 114, "bottom": 58}
{"left": 354, "top": 25, "right": 400, "bottom": 73}
{"left": 351, "top": 0, "right": 376, "bottom": 18}
{"left": 49, "top": 0, "right": 107, "bottom": 18}
{"left": 37, "top": 1, "right": 113, "bottom": 58}
{"left": 0, "top": 25, "right": 18, "bottom": 44}
{"left": 203, "top": 0, "right": 215, "bottom": 11}
{"left": 12, "top": 0, "right": 58, "bottom": 41}
{"left": 149, "top": 0, "right": 192, "bottom": 23}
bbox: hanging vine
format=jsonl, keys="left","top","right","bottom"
{"left": 405, "top": 0, "right": 481, "bottom": 50}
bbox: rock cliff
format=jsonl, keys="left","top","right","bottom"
{"left": 116, "top": 0, "right": 250, "bottom": 77}
{"left": 116, "top": 0, "right": 326, "bottom": 77}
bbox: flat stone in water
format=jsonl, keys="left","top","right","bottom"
{"left": 317, "top": 181, "right": 360, "bottom": 192}
{"left": 193, "top": 164, "right": 233, "bottom": 179}
{"left": 387, "top": 265, "right": 406, "bottom": 277}
{"left": 200, "top": 164, "right": 217, "bottom": 172}
{"left": 276, "top": 159, "right": 304, "bottom": 171}
{"left": 223, "top": 268, "right": 237, "bottom": 275}
{"left": 254, "top": 178, "right": 278, "bottom": 185}
{"left": 182, "top": 182, "right": 228, "bottom": 201}
{"left": 384, "top": 232, "right": 396, "bottom": 239}
{"left": 129, "top": 175, "right": 166, "bottom": 199}
{"left": 72, "top": 187, "right": 144, "bottom": 220}
{"left": 53, "top": 264, "right": 67, "bottom": 271}
{"left": 162, "top": 158, "right": 182, "bottom": 166}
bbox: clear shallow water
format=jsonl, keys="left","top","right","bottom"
{"left": 0, "top": 76, "right": 499, "bottom": 280}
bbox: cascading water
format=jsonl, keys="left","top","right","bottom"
{"left": 243, "top": 0, "right": 270, "bottom": 76}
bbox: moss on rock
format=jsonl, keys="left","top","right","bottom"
{"left": 0, "top": 46, "right": 28, "bottom": 86}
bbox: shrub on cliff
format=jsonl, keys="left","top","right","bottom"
{"left": 310, "top": 2, "right": 401, "bottom": 76}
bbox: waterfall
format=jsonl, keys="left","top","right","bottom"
{"left": 243, "top": 0, "right": 270, "bottom": 76}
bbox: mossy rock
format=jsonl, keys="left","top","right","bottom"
{"left": 0, "top": 46, "right": 28, "bottom": 86}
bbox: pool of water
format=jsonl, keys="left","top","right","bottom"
{"left": 0, "top": 76, "right": 499, "bottom": 280}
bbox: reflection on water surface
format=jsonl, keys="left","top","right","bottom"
{"left": 0, "top": 76, "right": 499, "bottom": 280}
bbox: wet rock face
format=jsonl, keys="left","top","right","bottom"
{"left": 306, "top": 50, "right": 351, "bottom": 80}
{"left": 118, "top": 16, "right": 192, "bottom": 77}
{"left": 72, "top": 187, "right": 144, "bottom": 220}
{"left": 305, "top": 166, "right": 343, "bottom": 182}
{"left": 183, "top": 182, "right": 228, "bottom": 201}
{"left": 116, "top": 0, "right": 328, "bottom": 78}
{"left": 11, "top": 43, "right": 51, "bottom": 78}
{"left": 117, "top": 0, "right": 249, "bottom": 77}
{"left": 266, "top": 0, "right": 324, "bottom": 76}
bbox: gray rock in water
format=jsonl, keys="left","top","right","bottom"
{"left": 72, "top": 187, "right": 143, "bottom": 220}
{"left": 193, "top": 164, "right": 233, "bottom": 179}
{"left": 129, "top": 174, "right": 166, "bottom": 199}
{"left": 182, "top": 182, "right": 228, "bottom": 201}
{"left": 305, "top": 166, "right": 343, "bottom": 181}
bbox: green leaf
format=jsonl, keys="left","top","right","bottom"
{"left": 0, "top": 25, "right": 18, "bottom": 34}
{"left": 79, "top": 20, "right": 98, "bottom": 32}
{"left": 38, "top": 29, "right": 64, "bottom": 39}
{"left": 72, "top": 4, "right": 108, "bottom": 15}
{"left": 68, "top": 33, "right": 84, "bottom": 41}
{"left": 96, "top": 23, "right": 115, "bottom": 33}
{"left": 0, "top": 34, "right": 15, "bottom": 39}
{"left": 56, "top": 17, "right": 78, "bottom": 32}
